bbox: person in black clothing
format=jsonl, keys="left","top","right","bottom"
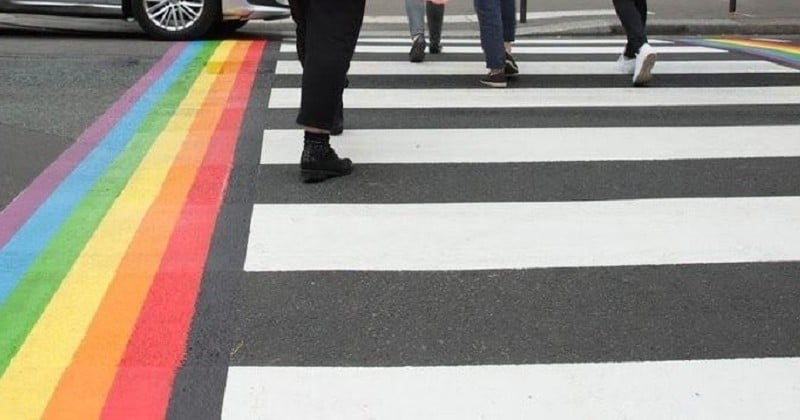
{"left": 612, "top": 0, "right": 657, "bottom": 86}
{"left": 289, "top": 0, "right": 365, "bottom": 182}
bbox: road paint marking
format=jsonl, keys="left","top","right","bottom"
{"left": 261, "top": 126, "right": 800, "bottom": 164}
{"left": 222, "top": 358, "right": 800, "bottom": 419}
{"left": 275, "top": 60, "right": 798, "bottom": 75}
{"left": 41, "top": 41, "right": 251, "bottom": 420}
{"left": 280, "top": 44, "right": 724, "bottom": 55}
{"left": 268, "top": 86, "right": 800, "bottom": 109}
{"left": 245, "top": 197, "right": 800, "bottom": 271}
{"left": 0, "top": 42, "right": 230, "bottom": 420}
{"left": 285, "top": 37, "right": 673, "bottom": 45}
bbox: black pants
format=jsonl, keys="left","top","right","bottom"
{"left": 612, "top": 0, "right": 648, "bottom": 58}
{"left": 290, "top": 0, "right": 365, "bottom": 130}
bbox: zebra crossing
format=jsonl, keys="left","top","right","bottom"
{"left": 224, "top": 37, "right": 800, "bottom": 418}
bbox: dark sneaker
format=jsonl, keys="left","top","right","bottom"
{"left": 301, "top": 146, "right": 353, "bottom": 183}
{"left": 504, "top": 51, "right": 519, "bottom": 77}
{"left": 429, "top": 42, "right": 442, "bottom": 54}
{"left": 480, "top": 71, "right": 507, "bottom": 88}
{"left": 409, "top": 35, "right": 426, "bottom": 63}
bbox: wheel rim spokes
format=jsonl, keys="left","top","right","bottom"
{"left": 145, "top": 0, "right": 204, "bottom": 31}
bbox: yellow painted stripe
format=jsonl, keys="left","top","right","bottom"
{"left": 0, "top": 42, "right": 235, "bottom": 420}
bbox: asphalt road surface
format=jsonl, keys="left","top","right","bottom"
{"left": 1, "top": 29, "right": 800, "bottom": 419}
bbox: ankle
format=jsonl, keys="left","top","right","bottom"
{"left": 304, "top": 131, "right": 330, "bottom": 149}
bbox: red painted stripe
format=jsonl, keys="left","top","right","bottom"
{"left": 100, "top": 40, "right": 266, "bottom": 420}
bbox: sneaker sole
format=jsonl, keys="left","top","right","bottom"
{"left": 633, "top": 53, "right": 657, "bottom": 86}
{"left": 480, "top": 80, "right": 507, "bottom": 88}
{"left": 301, "top": 168, "right": 353, "bottom": 183}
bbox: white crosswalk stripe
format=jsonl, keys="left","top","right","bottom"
{"left": 268, "top": 86, "right": 800, "bottom": 108}
{"left": 280, "top": 43, "right": 725, "bottom": 54}
{"left": 223, "top": 358, "right": 800, "bottom": 419}
{"left": 232, "top": 37, "right": 800, "bottom": 419}
{"left": 261, "top": 126, "right": 800, "bottom": 164}
{"left": 276, "top": 60, "right": 799, "bottom": 75}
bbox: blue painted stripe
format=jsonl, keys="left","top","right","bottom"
{"left": 0, "top": 43, "right": 203, "bottom": 305}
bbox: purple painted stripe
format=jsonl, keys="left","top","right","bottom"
{"left": 0, "top": 43, "right": 188, "bottom": 248}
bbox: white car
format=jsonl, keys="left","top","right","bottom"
{"left": 0, "top": 0, "right": 290, "bottom": 40}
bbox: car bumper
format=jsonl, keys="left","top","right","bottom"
{"left": 221, "top": 0, "right": 290, "bottom": 20}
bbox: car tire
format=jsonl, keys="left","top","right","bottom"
{"left": 132, "top": 0, "right": 220, "bottom": 41}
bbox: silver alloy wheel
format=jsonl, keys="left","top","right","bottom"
{"left": 145, "top": 0, "right": 204, "bottom": 31}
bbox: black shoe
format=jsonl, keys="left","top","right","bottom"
{"left": 504, "top": 51, "right": 519, "bottom": 77}
{"left": 429, "top": 42, "right": 442, "bottom": 54}
{"left": 409, "top": 35, "right": 426, "bottom": 63}
{"left": 480, "top": 71, "right": 507, "bottom": 88}
{"left": 301, "top": 146, "right": 353, "bottom": 183}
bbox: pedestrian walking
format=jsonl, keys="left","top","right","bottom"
{"left": 406, "top": 0, "right": 445, "bottom": 63}
{"left": 289, "top": 0, "right": 365, "bottom": 183}
{"left": 613, "top": 0, "right": 657, "bottom": 86}
{"left": 473, "top": 0, "right": 518, "bottom": 88}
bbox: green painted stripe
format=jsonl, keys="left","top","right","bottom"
{"left": 0, "top": 42, "right": 220, "bottom": 376}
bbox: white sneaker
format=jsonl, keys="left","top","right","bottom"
{"left": 633, "top": 43, "right": 657, "bottom": 86}
{"left": 616, "top": 54, "right": 635, "bottom": 74}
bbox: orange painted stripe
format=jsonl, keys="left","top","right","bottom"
{"left": 41, "top": 41, "right": 250, "bottom": 420}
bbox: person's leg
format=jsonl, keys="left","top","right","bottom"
{"left": 473, "top": 0, "right": 506, "bottom": 86}
{"left": 613, "top": 0, "right": 655, "bottom": 86}
{"left": 405, "top": 0, "right": 425, "bottom": 39}
{"left": 500, "top": 0, "right": 515, "bottom": 45}
{"left": 635, "top": 0, "right": 649, "bottom": 45}
{"left": 333, "top": 0, "right": 364, "bottom": 136}
{"left": 295, "top": 0, "right": 365, "bottom": 181}
{"left": 289, "top": 0, "right": 306, "bottom": 64}
{"left": 612, "top": 0, "right": 645, "bottom": 58}
{"left": 473, "top": 0, "right": 504, "bottom": 70}
{"left": 296, "top": 0, "right": 363, "bottom": 130}
{"left": 426, "top": 2, "right": 444, "bottom": 53}
{"left": 406, "top": 0, "right": 427, "bottom": 62}
{"left": 499, "top": 0, "right": 517, "bottom": 75}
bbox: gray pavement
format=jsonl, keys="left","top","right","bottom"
{"left": 0, "top": 38, "right": 168, "bottom": 209}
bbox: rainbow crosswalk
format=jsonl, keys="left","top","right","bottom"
{"left": 685, "top": 37, "right": 800, "bottom": 69}
{"left": 0, "top": 40, "right": 264, "bottom": 419}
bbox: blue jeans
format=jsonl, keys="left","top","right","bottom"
{"left": 473, "top": 0, "right": 516, "bottom": 69}
{"left": 405, "top": 0, "right": 444, "bottom": 45}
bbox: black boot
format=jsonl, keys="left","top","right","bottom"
{"left": 301, "top": 132, "right": 352, "bottom": 183}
